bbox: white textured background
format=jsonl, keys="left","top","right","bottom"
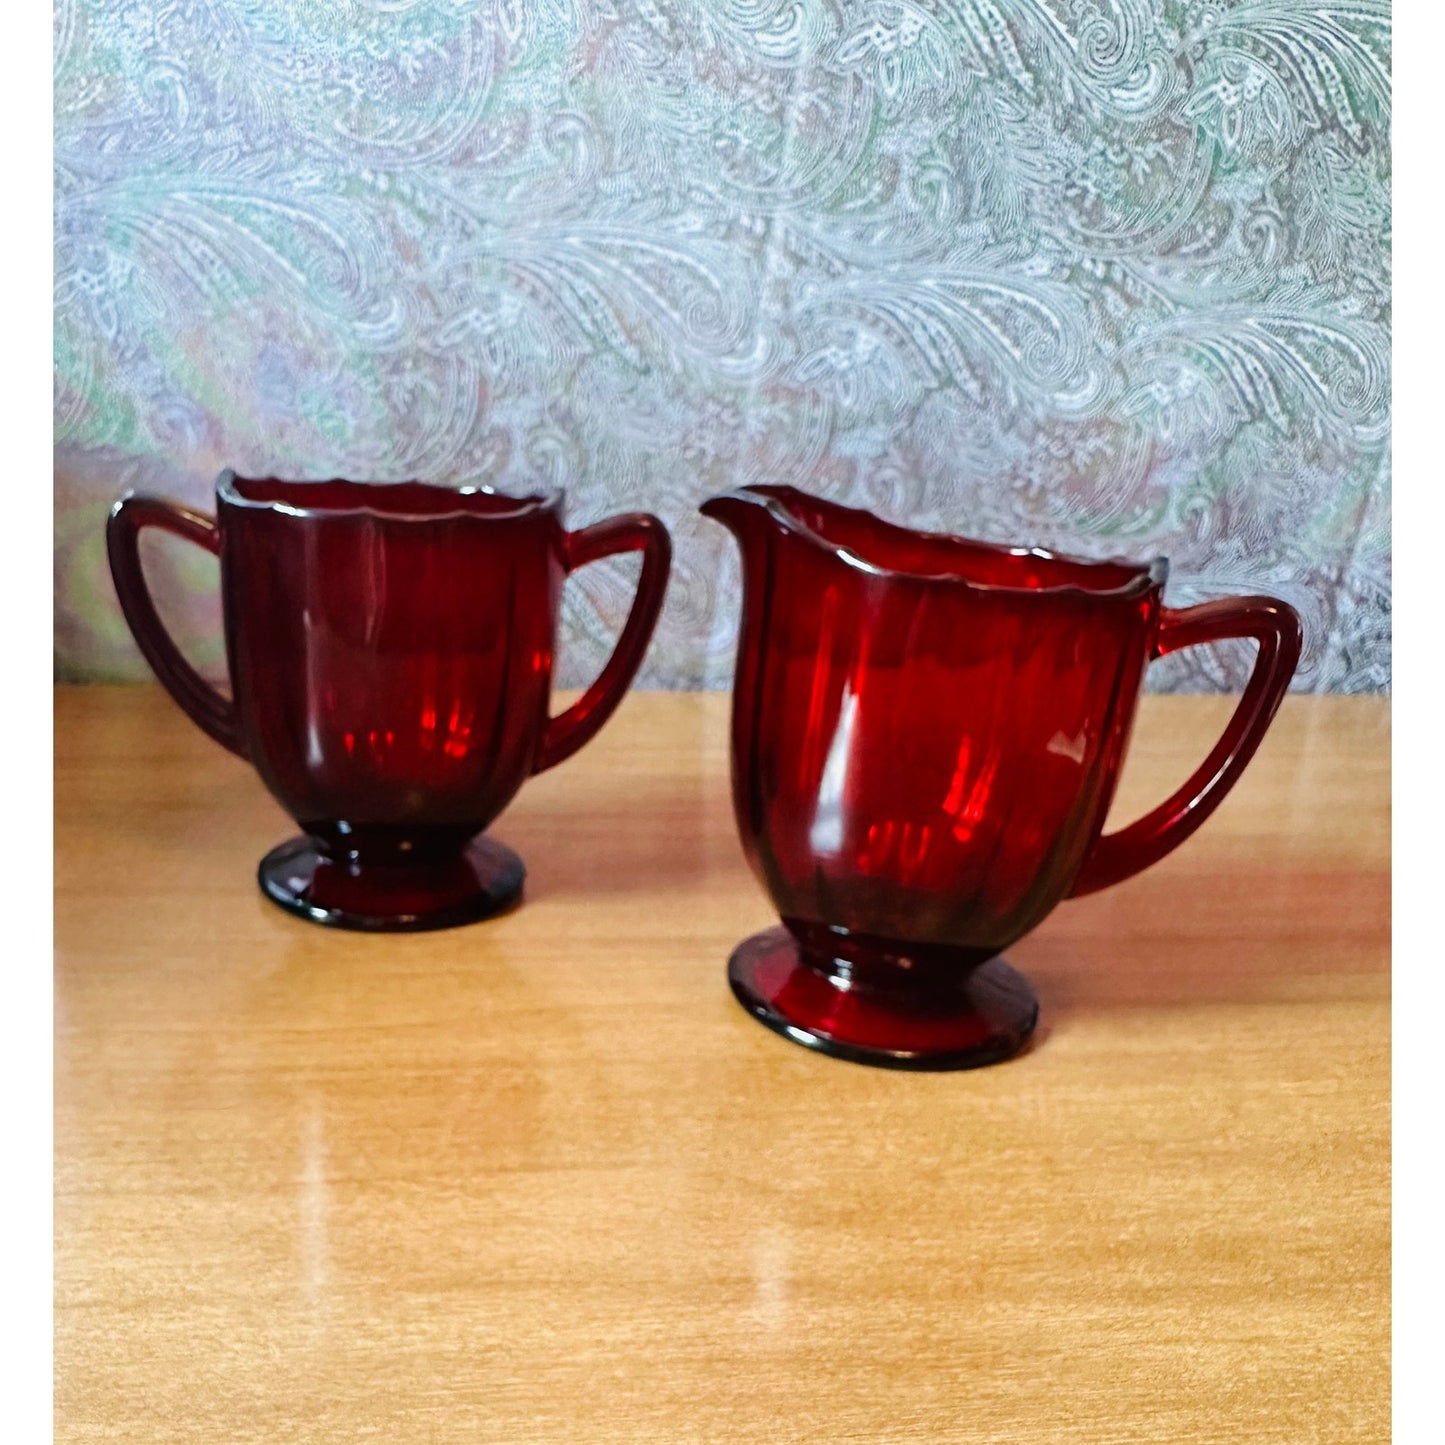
{"left": 55, "top": 0, "right": 1390, "bottom": 691}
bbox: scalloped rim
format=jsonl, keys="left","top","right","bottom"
{"left": 704, "top": 485, "right": 1169, "bottom": 599}
{"left": 216, "top": 470, "right": 562, "bottom": 521}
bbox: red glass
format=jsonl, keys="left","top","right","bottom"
{"left": 702, "top": 485, "right": 1302, "bottom": 1070}
{"left": 108, "top": 472, "right": 671, "bottom": 931}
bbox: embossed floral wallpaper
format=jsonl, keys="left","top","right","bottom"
{"left": 54, "top": 0, "right": 1390, "bottom": 691}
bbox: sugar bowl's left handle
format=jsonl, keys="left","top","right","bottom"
{"left": 106, "top": 494, "right": 246, "bottom": 758}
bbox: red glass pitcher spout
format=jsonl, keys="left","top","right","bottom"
{"left": 699, "top": 489, "right": 783, "bottom": 573}
{"left": 704, "top": 484, "right": 1169, "bottom": 593}
{"left": 697, "top": 490, "right": 760, "bottom": 532}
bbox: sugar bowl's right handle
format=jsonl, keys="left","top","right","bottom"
{"left": 106, "top": 494, "right": 246, "bottom": 758}
{"left": 1068, "top": 596, "right": 1302, "bottom": 898}
{"left": 533, "top": 513, "right": 672, "bottom": 774}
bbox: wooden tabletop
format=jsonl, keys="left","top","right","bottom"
{"left": 55, "top": 686, "right": 1390, "bottom": 1444}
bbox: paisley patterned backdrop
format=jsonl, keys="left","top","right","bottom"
{"left": 54, "top": 0, "right": 1391, "bottom": 692}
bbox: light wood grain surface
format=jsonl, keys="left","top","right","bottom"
{"left": 55, "top": 686, "right": 1390, "bottom": 1444}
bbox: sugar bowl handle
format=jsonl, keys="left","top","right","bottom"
{"left": 533, "top": 513, "right": 672, "bottom": 774}
{"left": 106, "top": 494, "right": 246, "bottom": 758}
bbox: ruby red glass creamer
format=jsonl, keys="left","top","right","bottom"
{"left": 108, "top": 472, "right": 671, "bottom": 931}
{"left": 703, "top": 485, "right": 1301, "bottom": 1070}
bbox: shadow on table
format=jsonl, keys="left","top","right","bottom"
{"left": 1008, "top": 858, "right": 1389, "bottom": 1020}
{"left": 498, "top": 778, "right": 733, "bottom": 900}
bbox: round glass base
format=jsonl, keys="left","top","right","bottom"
{"left": 258, "top": 834, "right": 525, "bottom": 933}
{"left": 727, "top": 925, "right": 1039, "bottom": 1071}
